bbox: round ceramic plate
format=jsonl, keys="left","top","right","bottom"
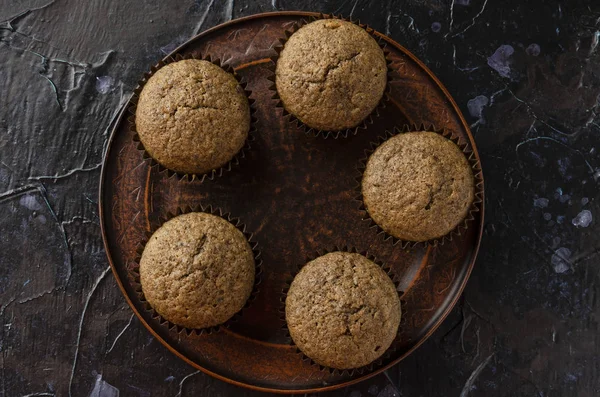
{"left": 99, "top": 11, "right": 484, "bottom": 394}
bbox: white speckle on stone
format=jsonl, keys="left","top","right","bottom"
{"left": 590, "top": 31, "right": 600, "bottom": 56}
{"left": 164, "top": 375, "right": 175, "bottom": 382}
{"left": 467, "top": 95, "right": 489, "bottom": 122}
{"left": 19, "top": 194, "right": 42, "bottom": 211}
{"left": 572, "top": 210, "right": 592, "bottom": 228}
{"left": 534, "top": 197, "right": 549, "bottom": 208}
{"left": 89, "top": 374, "right": 119, "bottom": 397}
{"left": 551, "top": 247, "right": 571, "bottom": 273}
{"left": 581, "top": 197, "right": 589, "bottom": 206}
{"left": 526, "top": 43, "right": 541, "bottom": 56}
{"left": 487, "top": 45, "right": 514, "bottom": 78}
{"left": 95, "top": 76, "right": 114, "bottom": 94}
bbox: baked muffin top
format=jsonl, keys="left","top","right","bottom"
{"left": 362, "top": 131, "right": 475, "bottom": 241}
{"left": 140, "top": 212, "right": 255, "bottom": 329}
{"left": 136, "top": 59, "right": 250, "bottom": 175}
{"left": 276, "top": 19, "right": 387, "bottom": 131}
{"left": 286, "top": 252, "right": 400, "bottom": 369}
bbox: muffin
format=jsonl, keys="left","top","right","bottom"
{"left": 135, "top": 59, "right": 250, "bottom": 175}
{"left": 285, "top": 252, "right": 400, "bottom": 369}
{"left": 275, "top": 19, "right": 387, "bottom": 131}
{"left": 362, "top": 131, "right": 475, "bottom": 242}
{"left": 139, "top": 212, "right": 255, "bottom": 329}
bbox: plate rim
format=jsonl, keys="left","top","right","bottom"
{"left": 99, "top": 10, "right": 485, "bottom": 394}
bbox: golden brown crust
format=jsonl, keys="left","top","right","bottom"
{"left": 362, "top": 131, "right": 475, "bottom": 241}
{"left": 275, "top": 19, "right": 387, "bottom": 131}
{"left": 139, "top": 212, "right": 255, "bottom": 329}
{"left": 285, "top": 252, "right": 400, "bottom": 369}
{"left": 136, "top": 59, "right": 250, "bottom": 175}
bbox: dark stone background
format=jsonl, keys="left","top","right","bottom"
{"left": 1, "top": 0, "right": 599, "bottom": 396}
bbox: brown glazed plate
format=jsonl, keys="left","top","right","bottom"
{"left": 99, "top": 11, "right": 485, "bottom": 394}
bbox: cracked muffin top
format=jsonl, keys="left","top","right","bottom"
{"left": 275, "top": 19, "right": 387, "bottom": 131}
{"left": 285, "top": 252, "right": 400, "bottom": 369}
{"left": 135, "top": 59, "right": 250, "bottom": 175}
{"left": 139, "top": 212, "right": 255, "bottom": 329}
{"left": 362, "top": 131, "right": 474, "bottom": 242}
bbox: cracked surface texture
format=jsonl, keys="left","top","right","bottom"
{"left": 286, "top": 252, "right": 400, "bottom": 369}
{"left": 136, "top": 59, "right": 250, "bottom": 175}
{"left": 362, "top": 131, "right": 475, "bottom": 242}
{"left": 275, "top": 19, "right": 387, "bottom": 131}
{"left": 139, "top": 212, "right": 255, "bottom": 329}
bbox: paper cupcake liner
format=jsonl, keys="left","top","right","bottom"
{"left": 129, "top": 204, "right": 263, "bottom": 336}
{"left": 355, "top": 124, "right": 484, "bottom": 248}
{"left": 279, "top": 246, "right": 405, "bottom": 376}
{"left": 128, "top": 52, "right": 258, "bottom": 182}
{"left": 266, "top": 13, "right": 394, "bottom": 139}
